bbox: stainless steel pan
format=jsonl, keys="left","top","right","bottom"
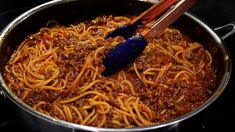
{"left": 0, "top": 0, "right": 232, "bottom": 131}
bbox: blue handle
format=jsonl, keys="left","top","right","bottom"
{"left": 103, "top": 34, "right": 148, "bottom": 76}
{"left": 105, "top": 20, "right": 142, "bottom": 39}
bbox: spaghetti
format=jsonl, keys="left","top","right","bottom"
{"left": 4, "top": 15, "right": 216, "bottom": 128}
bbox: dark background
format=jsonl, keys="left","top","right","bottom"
{"left": 0, "top": 0, "right": 235, "bottom": 131}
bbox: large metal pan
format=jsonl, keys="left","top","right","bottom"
{"left": 0, "top": 0, "right": 232, "bottom": 131}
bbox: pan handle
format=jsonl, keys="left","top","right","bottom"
{"left": 214, "top": 21, "right": 235, "bottom": 40}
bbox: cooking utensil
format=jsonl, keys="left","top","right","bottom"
{"left": 103, "top": 0, "right": 197, "bottom": 76}
{"left": 0, "top": 0, "right": 232, "bottom": 131}
{"left": 105, "top": 0, "right": 177, "bottom": 39}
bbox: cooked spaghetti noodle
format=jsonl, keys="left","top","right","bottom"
{"left": 4, "top": 15, "right": 216, "bottom": 128}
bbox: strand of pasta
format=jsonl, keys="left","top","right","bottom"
{"left": 205, "top": 50, "right": 212, "bottom": 66}
{"left": 155, "top": 41, "right": 194, "bottom": 67}
{"left": 79, "top": 80, "right": 103, "bottom": 93}
{"left": 63, "top": 105, "right": 73, "bottom": 122}
{"left": 156, "top": 63, "right": 172, "bottom": 81}
{"left": 69, "top": 53, "right": 93, "bottom": 90}
{"left": 70, "top": 106, "right": 83, "bottom": 123}
{"left": 23, "top": 67, "right": 59, "bottom": 89}
{"left": 143, "top": 68, "right": 161, "bottom": 75}
{"left": 126, "top": 97, "right": 143, "bottom": 127}
{"left": 133, "top": 98, "right": 152, "bottom": 126}
{"left": 142, "top": 74, "right": 157, "bottom": 85}
{"left": 121, "top": 80, "right": 136, "bottom": 95}
{"left": 133, "top": 63, "right": 144, "bottom": 83}
{"left": 53, "top": 104, "right": 66, "bottom": 120}
{"left": 173, "top": 70, "right": 196, "bottom": 82}
{"left": 80, "top": 109, "right": 96, "bottom": 125}
{"left": 88, "top": 99, "right": 111, "bottom": 115}
{"left": 58, "top": 91, "right": 109, "bottom": 104}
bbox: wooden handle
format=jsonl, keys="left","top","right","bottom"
{"left": 131, "top": 0, "right": 178, "bottom": 25}
{"left": 142, "top": 0, "right": 197, "bottom": 39}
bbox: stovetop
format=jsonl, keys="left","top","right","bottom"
{"left": 0, "top": 0, "right": 235, "bottom": 132}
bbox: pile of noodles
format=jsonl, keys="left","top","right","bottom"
{"left": 4, "top": 15, "right": 216, "bottom": 128}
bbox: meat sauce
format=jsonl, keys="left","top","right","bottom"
{"left": 4, "top": 15, "right": 217, "bottom": 127}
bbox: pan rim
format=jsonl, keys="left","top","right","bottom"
{"left": 0, "top": 0, "right": 231, "bottom": 131}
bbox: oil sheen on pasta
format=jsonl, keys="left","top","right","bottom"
{"left": 4, "top": 15, "right": 216, "bottom": 128}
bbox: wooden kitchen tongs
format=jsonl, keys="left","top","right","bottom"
{"left": 102, "top": 0, "right": 197, "bottom": 76}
